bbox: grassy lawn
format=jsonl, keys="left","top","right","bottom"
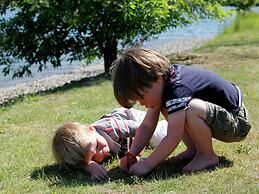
{"left": 0, "top": 12, "right": 259, "bottom": 194}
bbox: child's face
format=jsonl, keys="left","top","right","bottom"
{"left": 83, "top": 125, "right": 110, "bottom": 164}
{"left": 137, "top": 76, "right": 164, "bottom": 109}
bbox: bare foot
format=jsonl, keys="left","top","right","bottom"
{"left": 172, "top": 149, "right": 196, "bottom": 162}
{"left": 183, "top": 154, "right": 219, "bottom": 172}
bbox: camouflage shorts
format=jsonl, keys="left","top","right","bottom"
{"left": 205, "top": 102, "right": 251, "bottom": 143}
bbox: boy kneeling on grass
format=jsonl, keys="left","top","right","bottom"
{"left": 52, "top": 108, "right": 167, "bottom": 180}
{"left": 111, "top": 48, "right": 251, "bottom": 176}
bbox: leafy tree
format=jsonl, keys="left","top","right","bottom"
{"left": 0, "top": 0, "right": 225, "bottom": 78}
{"left": 221, "top": 0, "right": 259, "bottom": 12}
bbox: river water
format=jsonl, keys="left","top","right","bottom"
{"left": 0, "top": 8, "right": 237, "bottom": 89}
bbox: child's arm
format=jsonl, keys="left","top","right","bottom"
{"left": 129, "top": 110, "right": 185, "bottom": 175}
{"left": 84, "top": 161, "right": 109, "bottom": 181}
{"left": 120, "top": 107, "right": 160, "bottom": 171}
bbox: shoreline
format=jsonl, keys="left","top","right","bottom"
{"left": 0, "top": 37, "right": 211, "bottom": 105}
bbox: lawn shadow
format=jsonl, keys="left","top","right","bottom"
{"left": 149, "top": 155, "right": 233, "bottom": 180}
{"left": 108, "top": 155, "right": 233, "bottom": 182}
{"left": 166, "top": 53, "right": 202, "bottom": 66}
{"left": 31, "top": 155, "right": 233, "bottom": 187}
{"left": 46, "top": 72, "right": 111, "bottom": 94}
{"left": 30, "top": 163, "right": 100, "bottom": 187}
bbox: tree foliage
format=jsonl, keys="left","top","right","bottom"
{"left": 0, "top": 0, "right": 225, "bottom": 78}
{"left": 221, "top": 0, "right": 259, "bottom": 12}
{"left": 222, "top": 0, "right": 259, "bottom": 12}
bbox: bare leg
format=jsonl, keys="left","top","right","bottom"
{"left": 183, "top": 99, "right": 219, "bottom": 172}
{"left": 173, "top": 129, "right": 196, "bottom": 161}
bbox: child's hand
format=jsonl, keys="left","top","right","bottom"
{"left": 84, "top": 161, "right": 109, "bottom": 181}
{"left": 129, "top": 159, "right": 151, "bottom": 176}
{"left": 120, "top": 152, "right": 137, "bottom": 172}
{"left": 120, "top": 157, "right": 128, "bottom": 172}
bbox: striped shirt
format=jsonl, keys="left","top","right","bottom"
{"left": 92, "top": 108, "right": 144, "bottom": 158}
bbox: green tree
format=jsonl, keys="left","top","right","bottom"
{"left": 222, "top": 0, "right": 259, "bottom": 12}
{"left": 0, "top": 0, "right": 225, "bottom": 78}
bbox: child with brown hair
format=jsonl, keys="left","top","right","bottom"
{"left": 111, "top": 47, "right": 251, "bottom": 176}
{"left": 52, "top": 107, "right": 167, "bottom": 180}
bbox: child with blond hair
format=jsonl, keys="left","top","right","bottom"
{"left": 52, "top": 108, "right": 167, "bottom": 180}
{"left": 111, "top": 48, "right": 251, "bottom": 176}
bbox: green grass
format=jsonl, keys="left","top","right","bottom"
{"left": 203, "top": 11, "right": 259, "bottom": 47}
{"left": 1, "top": 12, "right": 259, "bottom": 194}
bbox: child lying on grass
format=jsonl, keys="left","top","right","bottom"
{"left": 52, "top": 107, "right": 167, "bottom": 180}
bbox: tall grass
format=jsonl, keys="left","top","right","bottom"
{"left": 204, "top": 11, "right": 259, "bottom": 47}
{"left": 0, "top": 11, "right": 259, "bottom": 194}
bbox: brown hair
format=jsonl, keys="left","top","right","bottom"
{"left": 52, "top": 122, "right": 96, "bottom": 169}
{"left": 111, "top": 48, "right": 170, "bottom": 108}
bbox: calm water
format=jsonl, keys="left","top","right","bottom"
{"left": 0, "top": 8, "right": 236, "bottom": 89}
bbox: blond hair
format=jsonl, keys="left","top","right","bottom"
{"left": 111, "top": 48, "right": 170, "bottom": 108}
{"left": 52, "top": 122, "right": 95, "bottom": 169}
